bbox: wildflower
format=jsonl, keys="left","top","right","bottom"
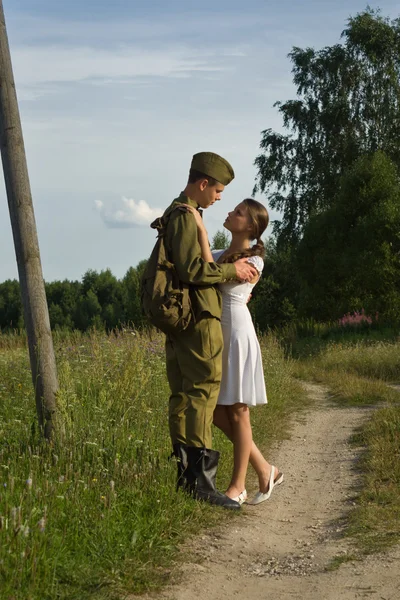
{"left": 38, "top": 518, "right": 46, "bottom": 533}
{"left": 92, "top": 478, "right": 97, "bottom": 483}
{"left": 26, "top": 477, "right": 32, "bottom": 489}
{"left": 338, "top": 310, "right": 373, "bottom": 327}
{"left": 22, "top": 525, "right": 30, "bottom": 538}
{"left": 10, "top": 508, "right": 17, "bottom": 527}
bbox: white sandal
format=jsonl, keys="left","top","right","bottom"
{"left": 248, "top": 467, "right": 283, "bottom": 505}
{"left": 231, "top": 489, "right": 248, "bottom": 505}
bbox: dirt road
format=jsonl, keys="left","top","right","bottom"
{"left": 133, "top": 383, "right": 400, "bottom": 600}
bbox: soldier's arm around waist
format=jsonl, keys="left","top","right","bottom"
{"left": 166, "top": 211, "right": 236, "bottom": 285}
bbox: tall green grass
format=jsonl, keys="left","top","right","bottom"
{"left": 307, "top": 341, "right": 400, "bottom": 381}
{"left": 348, "top": 405, "right": 400, "bottom": 554}
{"left": 280, "top": 319, "right": 399, "bottom": 360}
{"left": 0, "top": 330, "right": 305, "bottom": 599}
{"left": 293, "top": 337, "right": 400, "bottom": 407}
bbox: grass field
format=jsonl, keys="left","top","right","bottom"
{"left": 1, "top": 325, "right": 399, "bottom": 597}
{"left": 0, "top": 329, "right": 306, "bottom": 600}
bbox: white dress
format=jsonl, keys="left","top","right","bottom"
{"left": 213, "top": 250, "right": 268, "bottom": 406}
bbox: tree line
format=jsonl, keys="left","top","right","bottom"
{"left": 0, "top": 262, "right": 148, "bottom": 332}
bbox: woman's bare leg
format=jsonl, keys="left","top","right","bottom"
{"left": 222, "top": 403, "right": 252, "bottom": 498}
{"left": 213, "top": 405, "right": 278, "bottom": 493}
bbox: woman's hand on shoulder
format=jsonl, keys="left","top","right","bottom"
{"left": 177, "top": 204, "right": 205, "bottom": 232}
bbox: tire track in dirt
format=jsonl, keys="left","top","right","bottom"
{"left": 129, "top": 382, "right": 400, "bottom": 600}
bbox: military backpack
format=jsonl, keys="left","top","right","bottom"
{"left": 140, "top": 204, "right": 192, "bottom": 334}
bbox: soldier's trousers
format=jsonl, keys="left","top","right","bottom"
{"left": 165, "top": 316, "right": 223, "bottom": 449}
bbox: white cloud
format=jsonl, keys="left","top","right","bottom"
{"left": 95, "top": 197, "right": 163, "bottom": 228}
{"left": 12, "top": 44, "right": 227, "bottom": 94}
{"left": 8, "top": 11, "right": 262, "bottom": 98}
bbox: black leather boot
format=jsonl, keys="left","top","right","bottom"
{"left": 186, "top": 446, "right": 240, "bottom": 510}
{"left": 171, "top": 443, "right": 188, "bottom": 490}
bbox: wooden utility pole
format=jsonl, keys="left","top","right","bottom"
{"left": 0, "top": 1, "right": 58, "bottom": 440}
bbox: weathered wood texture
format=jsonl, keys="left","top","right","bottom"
{"left": 0, "top": 1, "right": 58, "bottom": 439}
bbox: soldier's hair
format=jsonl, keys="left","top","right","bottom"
{"left": 188, "top": 169, "right": 218, "bottom": 187}
{"left": 221, "top": 198, "right": 269, "bottom": 263}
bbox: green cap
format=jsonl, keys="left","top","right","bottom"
{"left": 191, "top": 151, "right": 235, "bottom": 185}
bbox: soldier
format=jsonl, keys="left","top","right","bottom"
{"left": 165, "top": 152, "right": 257, "bottom": 510}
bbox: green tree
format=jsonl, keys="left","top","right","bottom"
{"left": 46, "top": 280, "right": 81, "bottom": 329}
{"left": 48, "top": 303, "right": 67, "bottom": 330}
{"left": 122, "top": 266, "right": 143, "bottom": 327}
{"left": 0, "top": 279, "right": 23, "bottom": 329}
{"left": 297, "top": 151, "right": 400, "bottom": 321}
{"left": 75, "top": 289, "right": 102, "bottom": 330}
{"left": 250, "top": 239, "right": 299, "bottom": 330}
{"left": 211, "top": 230, "right": 230, "bottom": 249}
{"left": 254, "top": 8, "right": 400, "bottom": 241}
{"left": 80, "top": 269, "right": 124, "bottom": 329}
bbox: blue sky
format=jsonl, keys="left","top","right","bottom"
{"left": 1, "top": 0, "right": 399, "bottom": 281}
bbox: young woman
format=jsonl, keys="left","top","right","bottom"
{"left": 181, "top": 198, "right": 283, "bottom": 505}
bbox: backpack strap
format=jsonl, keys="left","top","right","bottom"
{"left": 150, "top": 202, "right": 186, "bottom": 234}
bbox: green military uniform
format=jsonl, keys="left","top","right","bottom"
{"left": 165, "top": 194, "right": 237, "bottom": 448}
{"left": 165, "top": 153, "right": 236, "bottom": 450}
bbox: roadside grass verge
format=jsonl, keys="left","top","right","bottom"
{"left": 347, "top": 404, "right": 400, "bottom": 555}
{"left": 280, "top": 320, "right": 399, "bottom": 361}
{"left": 295, "top": 339, "right": 400, "bottom": 382}
{"left": 0, "top": 330, "right": 306, "bottom": 599}
{"left": 292, "top": 336, "right": 400, "bottom": 557}
{"left": 294, "top": 364, "right": 400, "bottom": 407}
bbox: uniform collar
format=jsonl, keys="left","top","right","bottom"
{"left": 179, "top": 192, "right": 200, "bottom": 210}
